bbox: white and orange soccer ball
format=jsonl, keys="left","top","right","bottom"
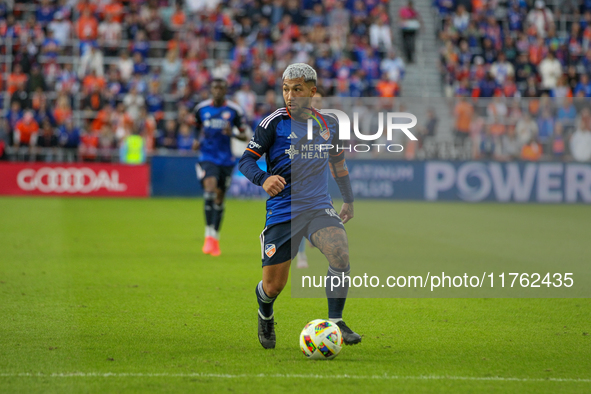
{"left": 299, "top": 319, "right": 343, "bottom": 360}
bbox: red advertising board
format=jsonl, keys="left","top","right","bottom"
{"left": 0, "top": 163, "right": 150, "bottom": 197}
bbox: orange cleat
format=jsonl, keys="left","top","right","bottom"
{"left": 202, "top": 236, "right": 215, "bottom": 254}
{"left": 210, "top": 238, "right": 221, "bottom": 256}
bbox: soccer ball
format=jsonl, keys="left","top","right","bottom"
{"left": 299, "top": 319, "right": 343, "bottom": 360}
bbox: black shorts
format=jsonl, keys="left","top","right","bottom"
{"left": 196, "top": 161, "right": 234, "bottom": 192}
{"left": 259, "top": 208, "right": 345, "bottom": 266}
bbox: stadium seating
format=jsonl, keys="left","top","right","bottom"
{"left": 0, "top": 0, "right": 397, "bottom": 162}
{"left": 434, "top": 0, "right": 591, "bottom": 162}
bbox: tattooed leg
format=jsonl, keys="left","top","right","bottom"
{"left": 311, "top": 226, "right": 351, "bottom": 320}
{"left": 310, "top": 226, "right": 349, "bottom": 269}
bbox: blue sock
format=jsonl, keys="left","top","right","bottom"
{"left": 256, "top": 280, "right": 276, "bottom": 319}
{"left": 326, "top": 265, "right": 350, "bottom": 319}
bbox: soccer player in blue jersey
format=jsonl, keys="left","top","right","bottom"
{"left": 194, "top": 79, "right": 248, "bottom": 256}
{"left": 238, "top": 64, "right": 362, "bottom": 349}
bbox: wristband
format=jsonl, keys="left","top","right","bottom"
{"left": 335, "top": 175, "right": 354, "bottom": 203}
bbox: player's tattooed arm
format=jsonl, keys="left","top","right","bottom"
{"left": 311, "top": 227, "right": 350, "bottom": 269}
{"left": 339, "top": 202, "right": 354, "bottom": 224}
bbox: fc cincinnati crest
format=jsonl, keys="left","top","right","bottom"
{"left": 222, "top": 111, "right": 231, "bottom": 119}
{"left": 265, "top": 244, "right": 276, "bottom": 258}
{"left": 307, "top": 107, "right": 330, "bottom": 141}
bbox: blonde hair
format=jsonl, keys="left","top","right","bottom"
{"left": 282, "top": 63, "right": 317, "bottom": 85}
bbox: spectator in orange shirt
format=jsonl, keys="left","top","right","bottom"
{"left": 528, "top": 37, "right": 546, "bottom": 66}
{"left": 53, "top": 94, "right": 73, "bottom": 126}
{"left": 91, "top": 105, "right": 114, "bottom": 132}
{"left": 82, "top": 85, "right": 105, "bottom": 112}
{"left": 82, "top": 70, "right": 106, "bottom": 93}
{"left": 521, "top": 138, "right": 543, "bottom": 161}
{"left": 30, "top": 87, "right": 47, "bottom": 111}
{"left": 170, "top": 3, "right": 186, "bottom": 30}
{"left": 167, "top": 32, "right": 188, "bottom": 57}
{"left": 80, "top": 124, "right": 100, "bottom": 161}
{"left": 102, "top": 0, "right": 124, "bottom": 23}
{"left": 7, "top": 64, "right": 28, "bottom": 96}
{"left": 76, "top": 8, "right": 98, "bottom": 41}
{"left": 454, "top": 97, "right": 474, "bottom": 143}
{"left": 14, "top": 111, "right": 40, "bottom": 146}
{"left": 376, "top": 75, "right": 399, "bottom": 97}
{"left": 76, "top": 0, "right": 98, "bottom": 17}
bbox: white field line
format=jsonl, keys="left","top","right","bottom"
{"left": 0, "top": 373, "right": 590, "bottom": 383}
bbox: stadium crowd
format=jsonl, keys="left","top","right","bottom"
{"left": 436, "top": 0, "right": 591, "bottom": 162}
{"left": 0, "top": 0, "right": 403, "bottom": 162}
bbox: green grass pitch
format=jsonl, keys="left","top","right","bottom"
{"left": 1, "top": 197, "right": 590, "bottom": 393}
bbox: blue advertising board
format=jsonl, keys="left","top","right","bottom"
{"left": 151, "top": 156, "right": 203, "bottom": 197}
{"left": 328, "top": 160, "right": 424, "bottom": 200}
{"left": 151, "top": 156, "right": 591, "bottom": 203}
{"left": 423, "top": 161, "right": 591, "bottom": 203}
{"left": 151, "top": 155, "right": 267, "bottom": 198}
